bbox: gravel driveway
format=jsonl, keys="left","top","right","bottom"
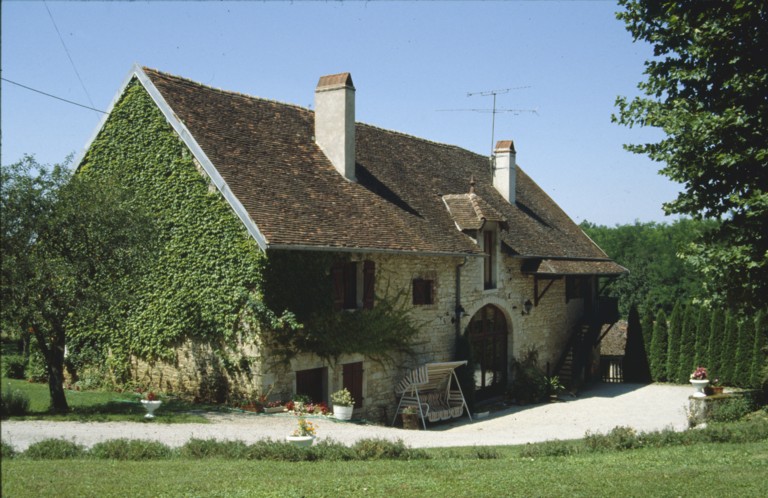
{"left": 1, "top": 383, "right": 693, "bottom": 451}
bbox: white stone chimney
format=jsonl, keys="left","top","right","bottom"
{"left": 314, "top": 72, "right": 356, "bottom": 181}
{"left": 493, "top": 140, "right": 517, "bottom": 204}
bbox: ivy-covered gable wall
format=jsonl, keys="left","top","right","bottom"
{"left": 76, "top": 78, "right": 266, "bottom": 382}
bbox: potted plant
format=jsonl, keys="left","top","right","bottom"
{"left": 710, "top": 378, "right": 724, "bottom": 395}
{"left": 286, "top": 416, "right": 316, "bottom": 446}
{"left": 546, "top": 376, "right": 564, "bottom": 402}
{"left": 330, "top": 388, "right": 355, "bottom": 420}
{"left": 690, "top": 366, "right": 709, "bottom": 397}
{"left": 263, "top": 400, "right": 286, "bottom": 414}
{"left": 401, "top": 406, "right": 420, "bottom": 430}
{"left": 140, "top": 391, "right": 162, "bottom": 419}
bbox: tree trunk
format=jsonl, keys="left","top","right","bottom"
{"left": 42, "top": 324, "right": 70, "bottom": 413}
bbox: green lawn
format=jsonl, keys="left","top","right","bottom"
{"left": 3, "top": 442, "right": 767, "bottom": 497}
{"left": 1, "top": 378, "right": 208, "bottom": 423}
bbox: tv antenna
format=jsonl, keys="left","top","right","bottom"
{"left": 437, "top": 86, "right": 537, "bottom": 158}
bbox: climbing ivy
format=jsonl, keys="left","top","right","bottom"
{"left": 74, "top": 79, "right": 265, "bottom": 378}
{"left": 71, "top": 79, "right": 421, "bottom": 382}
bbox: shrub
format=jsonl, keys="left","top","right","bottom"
{"left": 707, "top": 396, "right": 755, "bottom": 423}
{"left": 1, "top": 440, "right": 16, "bottom": 459}
{"left": 352, "top": 438, "right": 429, "bottom": 461}
{"left": 245, "top": 439, "right": 305, "bottom": 462}
{"left": 24, "top": 439, "right": 85, "bottom": 459}
{"left": 474, "top": 447, "right": 501, "bottom": 459}
{"left": 180, "top": 438, "right": 250, "bottom": 459}
{"left": 89, "top": 439, "right": 173, "bottom": 460}
{"left": 307, "top": 439, "right": 356, "bottom": 461}
{"left": 519, "top": 440, "right": 582, "bottom": 458}
{"left": 1, "top": 386, "right": 30, "bottom": 418}
{"left": 584, "top": 426, "right": 640, "bottom": 451}
{"left": 1, "top": 354, "right": 26, "bottom": 379}
{"left": 509, "top": 348, "right": 549, "bottom": 403}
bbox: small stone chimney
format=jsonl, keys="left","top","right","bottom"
{"left": 493, "top": 140, "right": 517, "bottom": 204}
{"left": 314, "top": 72, "right": 356, "bottom": 181}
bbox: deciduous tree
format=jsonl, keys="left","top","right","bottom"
{"left": 615, "top": 0, "right": 768, "bottom": 313}
{"left": 1, "top": 155, "right": 155, "bottom": 412}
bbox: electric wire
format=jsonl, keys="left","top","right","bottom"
{"left": 2, "top": 77, "right": 106, "bottom": 114}
{"left": 44, "top": 1, "right": 98, "bottom": 114}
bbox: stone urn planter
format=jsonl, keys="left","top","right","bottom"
{"left": 690, "top": 379, "right": 709, "bottom": 398}
{"left": 141, "top": 400, "right": 162, "bottom": 419}
{"left": 285, "top": 435, "right": 315, "bottom": 447}
{"left": 333, "top": 405, "right": 354, "bottom": 421}
{"left": 330, "top": 388, "right": 355, "bottom": 421}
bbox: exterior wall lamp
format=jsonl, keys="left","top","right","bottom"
{"left": 522, "top": 299, "right": 533, "bottom": 316}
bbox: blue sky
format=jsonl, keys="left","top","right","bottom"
{"left": 2, "top": 1, "right": 679, "bottom": 226}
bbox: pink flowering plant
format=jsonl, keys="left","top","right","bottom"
{"left": 690, "top": 366, "right": 708, "bottom": 380}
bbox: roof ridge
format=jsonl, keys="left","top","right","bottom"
{"left": 142, "top": 66, "right": 313, "bottom": 114}
{"left": 357, "top": 121, "right": 488, "bottom": 157}
{"left": 143, "top": 67, "right": 490, "bottom": 160}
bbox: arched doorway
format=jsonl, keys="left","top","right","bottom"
{"left": 467, "top": 304, "right": 508, "bottom": 400}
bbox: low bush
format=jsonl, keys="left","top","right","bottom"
{"left": 89, "top": 439, "right": 173, "bottom": 460}
{"left": 1, "top": 440, "right": 16, "bottom": 459}
{"left": 584, "top": 426, "right": 640, "bottom": 451}
{"left": 474, "top": 447, "right": 501, "bottom": 459}
{"left": 2, "top": 354, "right": 27, "bottom": 379}
{"left": 24, "top": 439, "right": 86, "bottom": 460}
{"left": 352, "top": 438, "right": 429, "bottom": 461}
{"left": 180, "top": 438, "right": 251, "bottom": 459}
{"left": 519, "top": 440, "right": 583, "bottom": 458}
{"left": 707, "top": 396, "right": 755, "bottom": 423}
{"left": 1, "top": 385, "right": 30, "bottom": 418}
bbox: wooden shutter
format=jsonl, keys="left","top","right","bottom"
{"left": 343, "top": 362, "right": 364, "bottom": 408}
{"left": 331, "top": 263, "right": 344, "bottom": 311}
{"left": 363, "top": 260, "right": 375, "bottom": 310}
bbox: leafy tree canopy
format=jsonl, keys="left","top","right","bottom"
{"left": 614, "top": 0, "right": 768, "bottom": 312}
{"left": 580, "top": 218, "right": 711, "bottom": 317}
{"left": 1, "top": 155, "right": 157, "bottom": 412}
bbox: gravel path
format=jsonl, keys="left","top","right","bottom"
{"left": 1, "top": 383, "right": 693, "bottom": 451}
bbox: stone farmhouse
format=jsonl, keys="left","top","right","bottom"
{"left": 77, "top": 65, "right": 626, "bottom": 420}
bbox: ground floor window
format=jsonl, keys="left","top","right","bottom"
{"left": 296, "top": 367, "right": 327, "bottom": 404}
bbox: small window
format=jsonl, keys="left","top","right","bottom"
{"left": 412, "top": 278, "right": 434, "bottom": 305}
{"left": 332, "top": 260, "right": 375, "bottom": 310}
{"left": 296, "top": 367, "right": 327, "bottom": 404}
{"left": 483, "top": 230, "right": 497, "bottom": 290}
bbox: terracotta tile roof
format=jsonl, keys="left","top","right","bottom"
{"left": 522, "top": 259, "right": 628, "bottom": 276}
{"left": 443, "top": 193, "right": 506, "bottom": 231}
{"left": 141, "top": 67, "right": 625, "bottom": 266}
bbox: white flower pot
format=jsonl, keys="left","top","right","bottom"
{"left": 690, "top": 379, "right": 709, "bottom": 397}
{"left": 286, "top": 435, "right": 315, "bottom": 447}
{"left": 141, "top": 400, "right": 162, "bottom": 418}
{"left": 333, "top": 404, "right": 354, "bottom": 420}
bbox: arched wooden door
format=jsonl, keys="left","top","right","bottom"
{"left": 467, "top": 305, "right": 508, "bottom": 400}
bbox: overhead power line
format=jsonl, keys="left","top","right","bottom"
{"left": 2, "top": 77, "right": 106, "bottom": 114}
{"left": 44, "top": 0, "right": 98, "bottom": 114}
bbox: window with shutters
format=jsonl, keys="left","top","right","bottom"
{"left": 332, "top": 260, "right": 375, "bottom": 310}
{"left": 412, "top": 278, "right": 434, "bottom": 305}
{"left": 482, "top": 229, "right": 497, "bottom": 290}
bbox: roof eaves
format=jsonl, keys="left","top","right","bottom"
{"left": 266, "top": 243, "right": 484, "bottom": 258}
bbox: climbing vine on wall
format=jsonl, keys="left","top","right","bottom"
{"left": 71, "top": 78, "right": 422, "bottom": 382}
{"left": 73, "top": 79, "right": 265, "bottom": 379}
